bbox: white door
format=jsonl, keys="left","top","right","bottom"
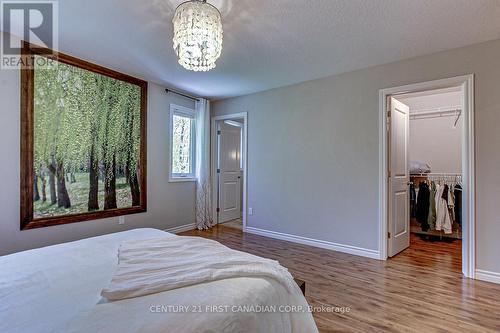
{"left": 218, "top": 122, "right": 242, "bottom": 223}
{"left": 388, "top": 97, "right": 410, "bottom": 257}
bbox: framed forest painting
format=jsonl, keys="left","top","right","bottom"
{"left": 20, "top": 42, "right": 147, "bottom": 229}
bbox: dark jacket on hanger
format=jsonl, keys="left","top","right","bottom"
{"left": 410, "top": 183, "right": 417, "bottom": 218}
{"left": 454, "top": 184, "right": 462, "bottom": 226}
{"left": 416, "top": 182, "right": 430, "bottom": 231}
{"left": 441, "top": 184, "right": 449, "bottom": 203}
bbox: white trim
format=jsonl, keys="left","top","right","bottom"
{"left": 165, "top": 223, "right": 196, "bottom": 234}
{"left": 168, "top": 177, "right": 197, "bottom": 183}
{"left": 246, "top": 227, "right": 380, "bottom": 260}
{"left": 475, "top": 269, "right": 500, "bottom": 285}
{"left": 463, "top": 76, "right": 476, "bottom": 279}
{"left": 211, "top": 112, "right": 248, "bottom": 231}
{"left": 379, "top": 75, "right": 475, "bottom": 279}
{"left": 169, "top": 104, "right": 197, "bottom": 182}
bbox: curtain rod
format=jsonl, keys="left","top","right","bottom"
{"left": 165, "top": 88, "right": 200, "bottom": 102}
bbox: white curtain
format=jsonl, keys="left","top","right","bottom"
{"left": 195, "top": 98, "right": 213, "bottom": 230}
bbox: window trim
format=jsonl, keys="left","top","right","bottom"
{"left": 169, "top": 104, "right": 197, "bottom": 182}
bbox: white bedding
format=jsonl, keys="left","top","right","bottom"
{"left": 0, "top": 228, "right": 318, "bottom": 333}
{"left": 102, "top": 236, "right": 297, "bottom": 301}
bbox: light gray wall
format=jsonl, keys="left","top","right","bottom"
{"left": 0, "top": 67, "right": 196, "bottom": 255}
{"left": 213, "top": 38, "right": 500, "bottom": 275}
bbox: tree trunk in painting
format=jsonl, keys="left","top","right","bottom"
{"left": 70, "top": 172, "right": 76, "bottom": 183}
{"left": 33, "top": 173, "right": 40, "bottom": 201}
{"left": 104, "top": 154, "right": 117, "bottom": 210}
{"left": 56, "top": 162, "right": 71, "bottom": 208}
{"left": 125, "top": 145, "right": 140, "bottom": 207}
{"left": 40, "top": 172, "right": 47, "bottom": 202}
{"left": 127, "top": 162, "right": 140, "bottom": 206}
{"left": 88, "top": 142, "right": 99, "bottom": 211}
{"left": 129, "top": 173, "right": 140, "bottom": 206}
{"left": 124, "top": 99, "right": 140, "bottom": 207}
{"left": 47, "top": 161, "right": 57, "bottom": 205}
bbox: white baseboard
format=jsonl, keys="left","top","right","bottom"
{"left": 475, "top": 269, "right": 500, "bottom": 284}
{"left": 165, "top": 223, "right": 196, "bottom": 234}
{"left": 245, "top": 226, "right": 380, "bottom": 260}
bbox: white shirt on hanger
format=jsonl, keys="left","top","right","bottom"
{"left": 435, "top": 184, "right": 452, "bottom": 234}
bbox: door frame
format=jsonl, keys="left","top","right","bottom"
{"left": 211, "top": 112, "right": 248, "bottom": 230}
{"left": 378, "top": 75, "right": 475, "bottom": 278}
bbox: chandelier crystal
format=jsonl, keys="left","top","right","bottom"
{"left": 172, "top": 0, "right": 223, "bottom": 72}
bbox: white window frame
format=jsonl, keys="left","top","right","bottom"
{"left": 169, "top": 104, "right": 197, "bottom": 182}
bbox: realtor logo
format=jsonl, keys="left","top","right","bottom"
{"left": 1, "top": 1, "right": 58, "bottom": 69}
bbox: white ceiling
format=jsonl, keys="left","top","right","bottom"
{"left": 6, "top": 0, "right": 500, "bottom": 99}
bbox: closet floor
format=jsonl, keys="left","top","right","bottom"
{"left": 410, "top": 218, "right": 462, "bottom": 239}
{"left": 181, "top": 225, "right": 500, "bottom": 333}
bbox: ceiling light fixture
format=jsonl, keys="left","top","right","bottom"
{"left": 172, "top": 0, "right": 223, "bottom": 72}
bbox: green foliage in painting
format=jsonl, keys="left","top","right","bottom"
{"left": 33, "top": 56, "right": 142, "bottom": 217}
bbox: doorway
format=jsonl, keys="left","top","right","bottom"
{"left": 211, "top": 113, "right": 248, "bottom": 230}
{"left": 379, "top": 75, "right": 475, "bottom": 278}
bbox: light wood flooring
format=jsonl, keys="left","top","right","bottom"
{"left": 181, "top": 225, "right": 500, "bottom": 333}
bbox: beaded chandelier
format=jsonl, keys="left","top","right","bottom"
{"left": 172, "top": 0, "right": 223, "bottom": 72}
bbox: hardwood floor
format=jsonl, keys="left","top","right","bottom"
{"left": 181, "top": 225, "right": 500, "bottom": 333}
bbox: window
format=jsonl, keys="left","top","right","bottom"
{"left": 20, "top": 42, "right": 147, "bottom": 230}
{"left": 169, "top": 105, "right": 196, "bottom": 181}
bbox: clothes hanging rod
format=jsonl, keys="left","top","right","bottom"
{"left": 410, "top": 105, "right": 461, "bottom": 115}
{"left": 410, "top": 109, "right": 461, "bottom": 120}
{"left": 165, "top": 88, "right": 200, "bottom": 101}
{"left": 410, "top": 109, "right": 460, "bottom": 117}
{"left": 411, "top": 172, "right": 462, "bottom": 176}
{"left": 410, "top": 107, "right": 461, "bottom": 125}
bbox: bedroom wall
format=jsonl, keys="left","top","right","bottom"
{"left": 398, "top": 91, "right": 463, "bottom": 173}
{"left": 0, "top": 48, "right": 196, "bottom": 255}
{"left": 212, "top": 38, "right": 500, "bottom": 276}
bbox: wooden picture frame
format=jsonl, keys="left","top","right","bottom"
{"left": 20, "top": 42, "right": 147, "bottom": 230}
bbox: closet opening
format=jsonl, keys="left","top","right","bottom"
{"left": 379, "top": 75, "right": 475, "bottom": 278}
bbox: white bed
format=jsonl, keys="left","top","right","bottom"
{"left": 0, "top": 228, "right": 317, "bottom": 333}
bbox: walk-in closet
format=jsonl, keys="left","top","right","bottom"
{"left": 397, "top": 87, "right": 463, "bottom": 253}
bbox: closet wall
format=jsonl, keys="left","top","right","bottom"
{"left": 398, "top": 90, "right": 463, "bottom": 173}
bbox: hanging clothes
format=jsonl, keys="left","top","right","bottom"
{"left": 454, "top": 184, "right": 462, "bottom": 226}
{"left": 416, "top": 182, "right": 430, "bottom": 231}
{"left": 427, "top": 181, "right": 437, "bottom": 230}
{"left": 410, "top": 183, "right": 417, "bottom": 218}
{"left": 435, "top": 184, "right": 452, "bottom": 234}
{"left": 448, "top": 185, "right": 455, "bottom": 221}
{"left": 441, "top": 184, "right": 449, "bottom": 202}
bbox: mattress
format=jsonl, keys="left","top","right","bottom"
{"left": 0, "top": 228, "right": 317, "bottom": 333}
